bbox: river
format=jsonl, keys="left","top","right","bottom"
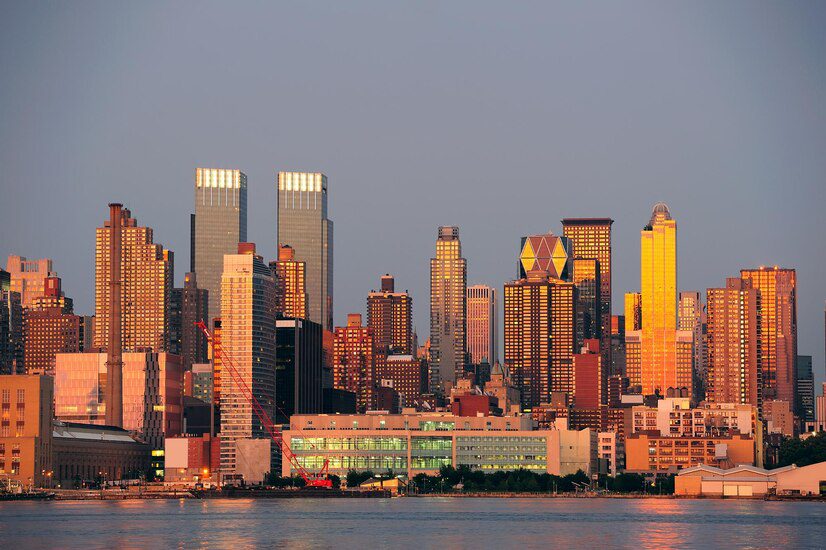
{"left": 0, "top": 497, "right": 824, "bottom": 549}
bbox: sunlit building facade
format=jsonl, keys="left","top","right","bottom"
{"left": 740, "top": 267, "right": 797, "bottom": 411}
{"left": 277, "top": 171, "right": 333, "bottom": 331}
{"left": 624, "top": 292, "right": 642, "bottom": 332}
{"left": 333, "top": 314, "right": 374, "bottom": 413}
{"left": 94, "top": 206, "right": 172, "bottom": 353}
{"left": 4, "top": 256, "right": 54, "bottom": 308}
{"left": 504, "top": 271, "right": 576, "bottom": 409}
{"left": 23, "top": 277, "right": 82, "bottom": 376}
{"left": 270, "top": 245, "right": 307, "bottom": 320}
{"left": 429, "top": 226, "right": 467, "bottom": 393}
{"left": 678, "top": 291, "right": 706, "bottom": 400}
{"left": 0, "top": 375, "right": 53, "bottom": 487}
{"left": 192, "top": 168, "right": 247, "bottom": 325}
{"left": 466, "top": 285, "right": 497, "bottom": 365}
{"left": 571, "top": 258, "right": 600, "bottom": 352}
{"left": 706, "top": 278, "right": 760, "bottom": 408}
{"left": 367, "top": 274, "right": 413, "bottom": 355}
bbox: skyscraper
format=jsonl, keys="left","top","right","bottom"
{"left": 218, "top": 243, "right": 277, "bottom": 474}
{"left": 466, "top": 285, "right": 497, "bottom": 365}
{"left": 367, "top": 274, "right": 413, "bottom": 355}
{"left": 276, "top": 172, "right": 333, "bottom": 331}
{"left": 275, "top": 317, "right": 323, "bottom": 423}
{"left": 678, "top": 291, "right": 706, "bottom": 400}
{"left": 429, "top": 226, "right": 467, "bottom": 392}
{"left": 504, "top": 270, "right": 576, "bottom": 409}
{"left": 740, "top": 267, "right": 797, "bottom": 410}
{"left": 796, "top": 355, "right": 814, "bottom": 423}
{"left": 571, "top": 258, "right": 601, "bottom": 351}
{"left": 4, "top": 256, "right": 54, "bottom": 308}
{"left": 635, "top": 203, "right": 692, "bottom": 396}
{"left": 518, "top": 232, "right": 573, "bottom": 280}
{"left": 333, "top": 314, "right": 374, "bottom": 413}
{"left": 170, "top": 272, "right": 209, "bottom": 371}
{"left": 0, "top": 290, "right": 24, "bottom": 375}
{"left": 94, "top": 205, "right": 172, "bottom": 354}
{"left": 562, "top": 218, "right": 613, "bottom": 375}
{"left": 706, "top": 278, "right": 760, "bottom": 407}
{"left": 624, "top": 292, "right": 642, "bottom": 331}
{"left": 270, "top": 245, "right": 307, "bottom": 320}
{"left": 193, "top": 168, "right": 248, "bottom": 326}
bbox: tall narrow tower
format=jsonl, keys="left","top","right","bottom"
{"left": 429, "top": 226, "right": 467, "bottom": 392}
{"left": 105, "top": 203, "right": 123, "bottom": 427}
{"left": 276, "top": 172, "right": 333, "bottom": 331}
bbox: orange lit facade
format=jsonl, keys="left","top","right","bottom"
{"left": 466, "top": 285, "right": 497, "bottom": 365}
{"left": 625, "top": 432, "right": 756, "bottom": 472}
{"left": 0, "top": 375, "right": 53, "bottom": 487}
{"left": 23, "top": 276, "right": 82, "bottom": 376}
{"left": 706, "top": 278, "right": 760, "bottom": 407}
{"left": 374, "top": 354, "right": 424, "bottom": 406}
{"left": 94, "top": 207, "right": 172, "bottom": 353}
{"left": 271, "top": 244, "right": 307, "bottom": 320}
{"left": 367, "top": 274, "right": 413, "bottom": 355}
{"left": 4, "top": 256, "right": 54, "bottom": 308}
{"left": 333, "top": 314, "right": 375, "bottom": 413}
{"left": 504, "top": 271, "right": 576, "bottom": 409}
{"left": 624, "top": 292, "right": 642, "bottom": 331}
{"left": 740, "top": 267, "right": 797, "bottom": 408}
{"left": 430, "top": 226, "right": 467, "bottom": 392}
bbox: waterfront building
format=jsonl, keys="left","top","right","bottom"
{"left": 94, "top": 205, "right": 172, "bottom": 353}
{"left": 192, "top": 168, "right": 247, "bottom": 325}
{"left": 282, "top": 412, "right": 598, "bottom": 479}
{"left": 625, "top": 432, "right": 756, "bottom": 472}
{"left": 276, "top": 171, "right": 333, "bottom": 330}
{"left": 740, "top": 267, "right": 797, "bottom": 411}
{"left": 630, "top": 398, "right": 759, "bottom": 438}
{"left": 54, "top": 352, "right": 182, "bottom": 449}
{"left": 4, "top": 256, "right": 54, "bottom": 308}
{"left": 705, "top": 278, "right": 760, "bottom": 408}
{"left": 275, "top": 317, "right": 323, "bottom": 423}
{"left": 562, "top": 218, "right": 613, "bottom": 378}
{"left": 675, "top": 461, "right": 826, "bottom": 497}
{"left": 0, "top": 375, "right": 53, "bottom": 488}
{"left": 466, "top": 285, "right": 497, "bottom": 365}
{"left": 170, "top": 272, "right": 209, "bottom": 371}
{"left": 333, "top": 314, "right": 374, "bottom": 413}
{"left": 218, "top": 243, "right": 277, "bottom": 474}
{"left": 163, "top": 434, "right": 220, "bottom": 484}
{"left": 367, "top": 274, "right": 413, "bottom": 355}
{"left": 23, "top": 277, "right": 82, "bottom": 376}
{"left": 270, "top": 245, "right": 308, "bottom": 320}
{"left": 797, "top": 355, "right": 814, "bottom": 423}
{"left": 0, "top": 290, "right": 24, "bottom": 375}
{"left": 598, "top": 430, "right": 622, "bottom": 476}
{"left": 504, "top": 270, "right": 576, "bottom": 409}
{"left": 430, "top": 226, "right": 467, "bottom": 393}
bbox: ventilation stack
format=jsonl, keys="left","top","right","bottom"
{"left": 105, "top": 203, "right": 124, "bottom": 427}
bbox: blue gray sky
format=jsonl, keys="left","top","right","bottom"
{"left": 1, "top": 2, "right": 825, "bottom": 384}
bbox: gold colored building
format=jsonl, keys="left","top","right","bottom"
{"left": 631, "top": 203, "right": 692, "bottom": 397}
{"left": 4, "top": 256, "right": 54, "bottom": 308}
{"left": 333, "top": 314, "right": 374, "bottom": 413}
{"left": 504, "top": 270, "right": 576, "bottom": 409}
{"left": 429, "top": 226, "right": 467, "bottom": 392}
{"left": 740, "top": 267, "right": 797, "bottom": 408}
{"left": 367, "top": 274, "right": 413, "bottom": 355}
{"left": 624, "top": 292, "right": 642, "bottom": 331}
{"left": 94, "top": 206, "right": 172, "bottom": 353}
{"left": 0, "top": 375, "right": 53, "bottom": 488}
{"left": 270, "top": 244, "right": 307, "bottom": 320}
{"left": 706, "top": 278, "right": 760, "bottom": 407}
{"left": 466, "top": 285, "right": 497, "bottom": 365}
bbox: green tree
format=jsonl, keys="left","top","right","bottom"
{"left": 776, "top": 433, "right": 826, "bottom": 468}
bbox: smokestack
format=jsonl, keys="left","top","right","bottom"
{"left": 105, "top": 203, "right": 124, "bottom": 427}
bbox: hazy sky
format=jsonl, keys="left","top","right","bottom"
{"left": 2, "top": 2, "right": 825, "bottom": 385}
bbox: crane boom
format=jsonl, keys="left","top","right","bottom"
{"left": 194, "top": 321, "right": 332, "bottom": 488}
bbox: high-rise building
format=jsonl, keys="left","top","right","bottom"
{"left": 275, "top": 317, "right": 323, "bottom": 423}
{"left": 796, "top": 355, "right": 814, "bottom": 424}
{"left": 571, "top": 258, "right": 600, "bottom": 351}
{"left": 375, "top": 354, "right": 426, "bottom": 407}
{"left": 23, "top": 277, "right": 82, "bottom": 376}
{"left": 0, "top": 269, "right": 9, "bottom": 291}
{"left": 170, "top": 272, "right": 209, "bottom": 371}
{"left": 94, "top": 205, "right": 172, "bottom": 353}
{"left": 705, "top": 278, "right": 760, "bottom": 408}
{"left": 574, "top": 339, "right": 602, "bottom": 408}
{"left": 192, "top": 168, "right": 248, "bottom": 325}
{"left": 333, "top": 314, "right": 374, "bottom": 413}
{"left": 5, "top": 256, "right": 54, "bottom": 308}
{"left": 466, "top": 285, "right": 497, "bottom": 366}
{"left": 679, "top": 291, "right": 706, "bottom": 400}
{"left": 218, "top": 243, "right": 277, "bottom": 474}
{"left": 610, "top": 315, "right": 626, "bottom": 376}
{"left": 562, "top": 218, "right": 613, "bottom": 377}
{"left": 0, "top": 375, "right": 54, "bottom": 487}
{"left": 367, "top": 274, "right": 413, "bottom": 355}
{"left": 740, "top": 267, "right": 797, "bottom": 410}
{"left": 429, "top": 226, "right": 467, "bottom": 392}
{"left": 270, "top": 245, "right": 307, "bottom": 320}
{"left": 518, "top": 232, "right": 573, "bottom": 281}
{"left": 504, "top": 270, "right": 576, "bottom": 409}
{"left": 624, "top": 292, "right": 642, "bottom": 332}
{"left": 276, "top": 172, "right": 333, "bottom": 331}
{"left": 636, "top": 203, "right": 692, "bottom": 396}
{"left": 0, "top": 290, "right": 24, "bottom": 375}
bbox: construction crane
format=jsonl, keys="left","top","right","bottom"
{"left": 194, "top": 321, "right": 332, "bottom": 488}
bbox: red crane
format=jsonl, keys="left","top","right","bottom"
{"left": 194, "top": 321, "right": 332, "bottom": 488}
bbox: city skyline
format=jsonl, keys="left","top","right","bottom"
{"left": 1, "top": 2, "right": 825, "bottom": 388}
